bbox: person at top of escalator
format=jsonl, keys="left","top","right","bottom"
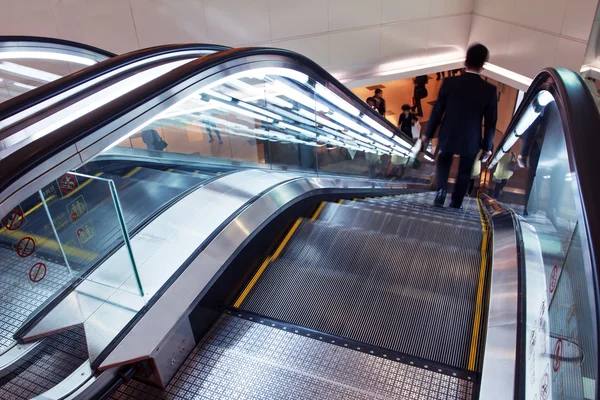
{"left": 373, "top": 88, "right": 386, "bottom": 116}
{"left": 398, "top": 104, "right": 418, "bottom": 138}
{"left": 421, "top": 43, "right": 498, "bottom": 209}
{"left": 366, "top": 96, "right": 377, "bottom": 110}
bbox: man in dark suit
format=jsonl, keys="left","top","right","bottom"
{"left": 422, "top": 44, "right": 497, "bottom": 208}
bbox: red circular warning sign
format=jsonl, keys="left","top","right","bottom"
{"left": 71, "top": 212, "right": 78, "bottom": 221}
{"left": 59, "top": 174, "right": 78, "bottom": 195}
{"left": 549, "top": 265, "right": 559, "bottom": 294}
{"left": 16, "top": 236, "right": 35, "bottom": 258}
{"left": 2, "top": 209, "right": 24, "bottom": 231}
{"left": 553, "top": 339, "right": 563, "bottom": 372}
{"left": 76, "top": 228, "right": 83, "bottom": 236}
{"left": 29, "top": 262, "right": 46, "bottom": 283}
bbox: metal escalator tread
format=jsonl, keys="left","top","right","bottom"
{"left": 111, "top": 314, "right": 475, "bottom": 400}
{"left": 239, "top": 193, "right": 484, "bottom": 370}
{"left": 0, "top": 325, "right": 88, "bottom": 399}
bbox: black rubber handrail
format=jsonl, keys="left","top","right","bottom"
{"left": 0, "top": 35, "right": 116, "bottom": 58}
{"left": 489, "top": 67, "right": 600, "bottom": 400}
{"left": 0, "top": 47, "right": 414, "bottom": 197}
{"left": 0, "top": 43, "right": 229, "bottom": 125}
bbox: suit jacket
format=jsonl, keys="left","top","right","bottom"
{"left": 424, "top": 73, "right": 497, "bottom": 156}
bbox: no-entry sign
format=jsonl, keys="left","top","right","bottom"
{"left": 29, "top": 263, "right": 47, "bottom": 283}
{"left": 59, "top": 174, "right": 79, "bottom": 195}
{"left": 16, "top": 236, "right": 35, "bottom": 258}
{"left": 2, "top": 208, "right": 24, "bottom": 231}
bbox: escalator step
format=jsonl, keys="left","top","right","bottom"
{"left": 240, "top": 196, "right": 484, "bottom": 370}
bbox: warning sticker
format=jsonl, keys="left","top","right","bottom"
{"left": 549, "top": 265, "right": 559, "bottom": 294}
{"left": 553, "top": 339, "right": 562, "bottom": 372}
{"left": 540, "top": 370, "right": 549, "bottom": 400}
{"left": 29, "top": 263, "right": 47, "bottom": 283}
{"left": 16, "top": 236, "right": 36, "bottom": 258}
{"left": 2, "top": 207, "right": 25, "bottom": 231}
{"left": 59, "top": 173, "right": 79, "bottom": 196}
{"left": 76, "top": 221, "right": 95, "bottom": 245}
{"left": 67, "top": 195, "right": 88, "bottom": 222}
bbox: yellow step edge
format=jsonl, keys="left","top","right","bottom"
{"left": 311, "top": 202, "right": 327, "bottom": 221}
{"left": 468, "top": 198, "right": 491, "bottom": 371}
{"left": 234, "top": 218, "right": 303, "bottom": 307}
{"left": 123, "top": 167, "right": 141, "bottom": 179}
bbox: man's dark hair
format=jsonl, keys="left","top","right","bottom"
{"left": 465, "top": 43, "right": 489, "bottom": 71}
{"left": 401, "top": 104, "right": 411, "bottom": 111}
{"left": 375, "top": 88, "right": 383, "bottom": 95}
{"left": 366, "top": 97, "right": 376, "bottom": 105}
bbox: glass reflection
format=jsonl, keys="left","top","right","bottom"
{"left": 488, "top": 89, "right": 597, "bottom": 399}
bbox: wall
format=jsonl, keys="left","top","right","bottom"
{"left": 469, "top": 0, "right": 598, "bottom": 78}
{"left": 0, "top": 0, "right": 473, "bottom": 84}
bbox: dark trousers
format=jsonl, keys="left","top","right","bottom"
{"left": 436, "top": 152, "right": 477, "bottom": 205}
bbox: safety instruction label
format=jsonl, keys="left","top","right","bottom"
{"left": 67, "top": 195, "right": 88, "bottom": 222}
{"left": 76, "top": 221, "right": 95, "bottom": 245}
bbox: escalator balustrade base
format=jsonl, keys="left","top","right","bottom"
{"left": 111, "top": 314, "right": 475, "bottom": 400}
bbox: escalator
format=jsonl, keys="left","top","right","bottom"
{"left": 0, "top": 42, "right": 596, "bottom": 400}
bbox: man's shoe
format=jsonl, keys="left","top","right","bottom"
{"left": 434, "top": 189, "right": 446, "bottom": 207}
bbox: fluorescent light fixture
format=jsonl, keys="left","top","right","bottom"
{"left": 3, "top": 59, "right": 192, "bottom": 151}
{"left": 210, "top": 99, "right": 271, "bottom": 122}
{"left": 0, "top": 52, "right": 202, "bottom": 131}
{"left": 343, "top": 129, "right": 371, "bottom": 144}
{"left": 0, "top": 50, "right": 97, "bottom": 66}
{"left": 298, "top": 109, "right": 344, "bottom": 131}
{"left": 373, "top": 142, "right": 392, "bottom": 152}
{"left": 204, "top": 90, "right": 232, "bottom": 102}
{"left": 251, "top": 68, "right": 309, "bottom": 84}
{"left": 272, "top": 80, "right": 328, "bottom": 112}
{"left": 361, "top": 114, "right": 394, "bottom": 138}
{"left": 315, "top": 83, "right": 360, "bottom": 116}
{"left": 370, "top": 132, "right": 393, "bottom": 146}
{"left": 238, "top": 101, "right": 282, "bottom": 120}
{"left": 13, "top": 82, "right": 37, "bottom": 90}
{"left": 392, "top": 135, "right": 412, "bottom": 150}
{"left": 330, "top": 112, "right": 370, "bottom": 134}
{"left": 537, "top": 90, "right": 554, "bottom": 106}
{"left": 483, "top": 62, "right": 533, "bottom": 89}
{"left": 0, "top": 61, "right": 60, "bottom": 82}
{"left": 424, "top": 154, "right": 434, "bottom": 162}
{"left": 278, "top": 122, "right": 317, "bottom": 138}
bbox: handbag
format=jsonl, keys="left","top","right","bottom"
{"left": 411, "top": 120, "right": 421, "bottom": 140}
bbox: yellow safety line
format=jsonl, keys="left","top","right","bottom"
{"left": 234, "top": 218, "right": 303, "bottom": 307}
{"left": 311, "top": 202, "right": 326, "bottom": 221}
{"left": 123, "top": 167, "right": 141, "bottom": 179}
{"left": 337, "top": 199, "right": 344, "bottom": 204}
{"left": 63, "top": 172, "right": 103, "bottom": 199}
{"left": 469, "top": 198, "right": 490, "bottom": 370}
{"left": 166, "top": 168, "right": 174, "bottom": 172}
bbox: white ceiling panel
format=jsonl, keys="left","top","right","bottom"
{"left": 204, "top": 0, "right": 271, "bottom": 46}
{"left": 269, "top": 0, "right": 328, "bottom": 40}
